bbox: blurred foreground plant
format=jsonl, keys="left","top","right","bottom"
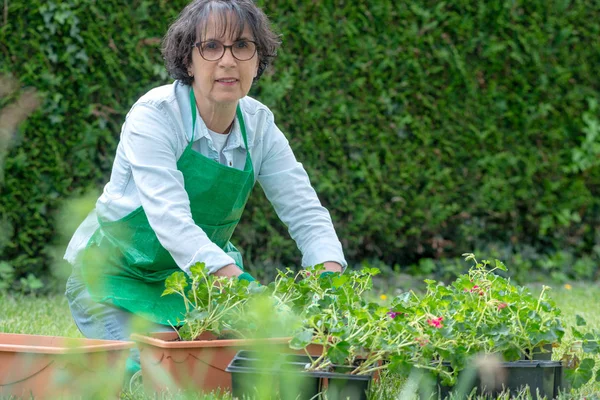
{"left": 0, "top": 74, "right": 41, "bottom": 293}
{"left": 0, "top": 74, "right": 40, "bottom": 184}
{"left": 162, "top": 263, "right": 302, "bottom": 341}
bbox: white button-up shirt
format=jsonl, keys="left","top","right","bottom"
{"left": 64, "top": 80, "right": 347, "bottom": 275}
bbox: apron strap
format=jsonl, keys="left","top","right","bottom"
{"left": 236, "top": 106, "right": 250, "bottom": 151}
{"left": 189, "top": 89, "right": 197, "bottom": 142}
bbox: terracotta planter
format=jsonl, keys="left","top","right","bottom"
{"left": 130, "top": 331, "right": 323, "bottom": 394}
{"left": 0, "top": 332, "right": 134, "bottom": 399}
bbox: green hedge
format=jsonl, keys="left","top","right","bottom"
{"left": 1, "top": 0, "right": 599, "bottom": 288}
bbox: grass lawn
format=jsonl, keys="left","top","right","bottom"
{"left": 1, "top": 282, "right": 600, "bottom": 399}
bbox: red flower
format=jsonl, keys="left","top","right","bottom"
{"left": 427, "top": 316, "right": 444, "bottom": 328}
{"left": 497, "top": 302, "right": 508, "bottom": 310}
{"left": 467, "top": 285, "right": 483, "bottom": 294}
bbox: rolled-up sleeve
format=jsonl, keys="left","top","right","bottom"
{"left": 257, "top": 117, "right": 347, "bottom": 269}
{"left": 121, "top": 103, "right": 235, "bottom": 274}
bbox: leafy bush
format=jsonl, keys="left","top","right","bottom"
{"left": 1, "top": 0, "right": 599, "bottom": 288}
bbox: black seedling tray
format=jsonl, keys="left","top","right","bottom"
{"left": 438, "top": 360, "right": 563, "bottom": 399}
{"left": 226, "top": 350, "right": 373, "bottom": 400}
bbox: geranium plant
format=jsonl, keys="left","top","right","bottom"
{"left": 285, "top": 266, "right": 414, "bottom": 376}
{"left": 162, "top": 263, "right": 262, "bottom": 340}
{"left": 385, "top": 253, "right": 566, "bottom": 386}
{"left": 162, "top": 263, "right": 304, "bottom": 341}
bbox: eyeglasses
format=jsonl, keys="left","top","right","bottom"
{"left": 194, "top": 40, "right": 258, "bottom": 61}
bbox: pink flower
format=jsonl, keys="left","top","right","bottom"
{"left": 497, "top": 302, "right": 508, "bottom": 310}
{"left": 387, "top": 310, "right": 403, "bottom": 319}
{"left": 416, "top": 337, "right": 429, "bottom": 347}
{"left": 467, "top": 285, "right": 483, "bottom": 294}
{"left": 427, "top": 316, "right": 444, "bottom": 328}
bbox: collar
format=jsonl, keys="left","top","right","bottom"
{"left": 181, "top": 83, "right": 247, "bottom": 151}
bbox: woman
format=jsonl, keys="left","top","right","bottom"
{"left": 64, "top": 0, "right": 346, "bottom": 375}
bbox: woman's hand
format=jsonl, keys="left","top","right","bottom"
{"left": 214, "top": 263, "right": 243, "bottom": 277}
{"left": 322, "top": 261, "right": 343, "bottom": 274}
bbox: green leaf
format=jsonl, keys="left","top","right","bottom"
{"left": 571, "top": 327, "right": 584, "bottom": 340}
{"left": 539, "top": 301, "right": 552, "bottom": 312}
{"left": 564, "top": 358, "right": 595, "bottom": 389}
{"left": 189, "top": 262, "right": 207, "bottom": 277}
{"left": 162, "top": 271, "right": 187, "bottom": 296}
{"left": 289, "top": 329, "right": 313, "bottom": 350}
{"left": 582, "top": 340, "right": 599, "bottom": 354}
{"left": 332, "top": 274, "right": 348, "bottom": 288}
{"left": 363, "top": 267, "right": 380, "bottom": 276}
{"left": 462, "top": 253, "right": 476, "bottom": 263}
{"left": 494, "top": 259, "right": 507, "bottom": 271}
{"left": 502, "top": 347, "right": 522, "bottom": 362}
{"left": 187, "top": 310, "right": 209, "bottom": 321}
{"left": 327, "top": 341, "right": 350, "bottom": 365}
{"left": 576, "top": 314, "right": 587, "bottom": 327}
{"left": 386, "top": 355, "right": 413, "bottom": 376}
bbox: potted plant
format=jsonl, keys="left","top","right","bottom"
{"left": 384, "top": 254, "right": 566, "bottom": 397}
{"left": 0, "top": 333, "right": 133, "bottom": 399}
{"left": 131, "top": 263, "right": 313, "bottom": 394}
{"left": 226, "top": 350, "right": 323, "bottom": 400}
{"left": 233, "top": 266, "right": 396, "bottom": 400}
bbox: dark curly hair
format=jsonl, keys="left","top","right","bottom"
{"left": 162, "top": 0, "right": 281, "bottom": 86}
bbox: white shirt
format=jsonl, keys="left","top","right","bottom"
{"left": 64, "top": 80, "right": 347, "bottom": 275}
{"left": 207, "top": 129, "right": 230, "bottom": 165}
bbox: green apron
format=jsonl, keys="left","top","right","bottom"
{"left": 80, "top": 89, "right": 254, "bottom": 326}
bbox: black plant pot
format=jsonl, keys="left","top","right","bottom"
{"left": 522, "top": 343, "right": 555, "bottom": 361}
{"left": 226, "top": 350, "right": 373, "bottom": 400}
{"left": 226, "top": 351, "right": 320, "bottom": 400}
{"left": 438, "top": 360, "right": 563, "bottom": 399}
{"left": 320, "top": 365, "right": 372, "bottom": 400}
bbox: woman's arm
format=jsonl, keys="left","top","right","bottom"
{"left": 120, "top": 102, "right": 237, "bottom": 275}
{"left": 256, "top": 116, "right": 347, "bottom": 271}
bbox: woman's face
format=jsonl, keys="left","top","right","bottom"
{"left": 189, "top": 14, "right": 259, "bottom": 112}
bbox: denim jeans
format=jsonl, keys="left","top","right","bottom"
{"left": 65, "top": 267, "right": 174, "bottom": 373}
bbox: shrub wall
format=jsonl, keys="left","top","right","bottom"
{"left": 1, "top": 0, "right": 599, "bottom": 286}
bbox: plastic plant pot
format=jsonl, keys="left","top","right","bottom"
{"left": 325, "top": 365, "right": 372, "bottom": 400}
{"left": 522, "top": 343, "right": 555, "bottom": 361}
{"left": 438, "top": 360, "right": 563, "bottom": 398}
{"left": 0, "top": 332, "right": 134, "bottom": 399}
{"left": 227, "top": 350, "right": 373, "bottom": 400}
{"left": 227, "top": 351, "right": 320, "bottom": 400}
{"left": 130, "top": 331, "right": 323, "bottom": 394}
